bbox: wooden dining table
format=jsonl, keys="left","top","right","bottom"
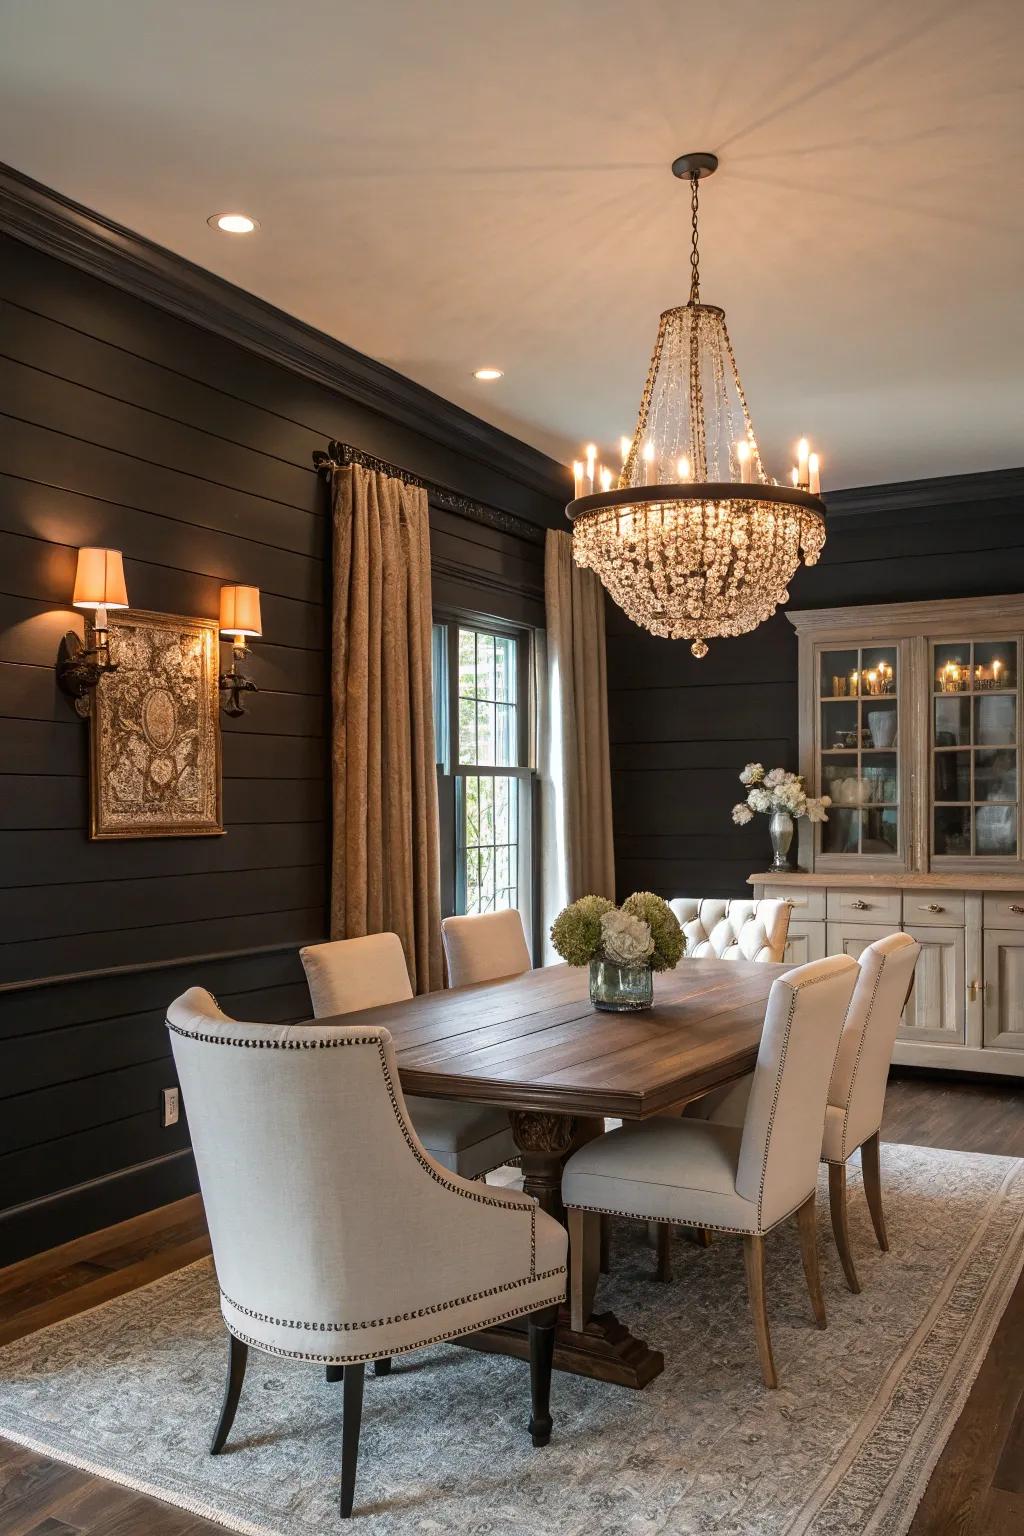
{"left": 373, "top": 957, "right": 790, "bottom": 1389}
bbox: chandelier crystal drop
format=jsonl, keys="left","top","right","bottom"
{"left": 566, "top": 152, "right": 826, "bottom": 658}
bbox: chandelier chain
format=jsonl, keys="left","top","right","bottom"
{"left": 689, "top": 172, "right": 701, "bottom": 304}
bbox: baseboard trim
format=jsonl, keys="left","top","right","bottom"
{"left": 0, "top": 1149, "right": 199, "bottom": 1268}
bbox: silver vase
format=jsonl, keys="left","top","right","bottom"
{"left": 769, "top": 808, "right": 794, "bottom": 871}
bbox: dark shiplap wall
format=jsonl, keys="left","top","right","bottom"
{"left": 608, "top": 484, "right": 1024, "bottom": 900}
{"left": 0, "top": 230, "right": 561, "bottom": 1262}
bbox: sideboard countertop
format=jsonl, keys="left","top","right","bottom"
{"left": 748, "top": 871, "right": 1024, "bottom": 891}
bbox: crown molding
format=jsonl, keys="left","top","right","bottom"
{"left": 787, "top": 590, "right": 1024, "bottom": 637}
{"left": 0, "top": 161, "right": 568, "bottom": 506}
{"left": 824, "top": 467, "right": 1024, "bottom": 518}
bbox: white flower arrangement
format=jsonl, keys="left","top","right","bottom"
{"left": 600, "top": 909, "right": 655, "bottom": 966}
{"left": 731, "top": 762, "right": 830, "bottom": 827}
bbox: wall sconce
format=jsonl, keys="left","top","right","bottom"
{"left": 56, "top": 548, "right": 129, "bottom": 717}
{"left": 219, "top": 585, "right": 262, "bottom": 716}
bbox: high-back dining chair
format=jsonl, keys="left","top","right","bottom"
{"left": 166, "top": 987, "right": 567, "bottom": 1519}
{"left": 441, "top": 909, "right": 532, "bottom": 987}
{"left": 822, "top": 932, "right": 920, "bottom": 1292}
{"left": 684, "top": 932, "right": 920, "bottom": 1294}
{"left": 669, "top": 897, "right": 791, "bottom": 963}
{"left": 300, "top": 933, "right": 518, "bottom": 1180}
{"left": 562, "top": 955, "right": 858, "bottom": 1387}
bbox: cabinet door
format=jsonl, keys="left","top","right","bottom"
{"left": 825, "top": 920, "right": 892, "bottom": 963}
{"left": 983, "top": 929, "right": 1024, "bottom": 1049}
{"left": 901, "top": 925, "right": 966, "bottom": 1043}
{"left": 783, "top": 920, "right": 826, "bottom": 966}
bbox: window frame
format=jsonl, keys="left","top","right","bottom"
{"left": 433, "top": 610, "right": 538, "bottom": 955}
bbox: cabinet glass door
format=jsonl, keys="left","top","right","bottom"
{"left": 932, "top": 639, "right": 1019, "bottom": 859}
{"left": 817, "top": 645, "right": 899, "bottom": 858}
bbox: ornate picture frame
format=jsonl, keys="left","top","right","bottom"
{"left": 89, "top": 608, "right": 223, "bottom": 840}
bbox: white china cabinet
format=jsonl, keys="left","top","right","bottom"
{"left": 750, "top": 593, "right": 1024, "bottom": 1078}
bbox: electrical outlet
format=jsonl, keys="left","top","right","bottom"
{"left": 161, "top": 1086, "right": 180, "bottom": 1128}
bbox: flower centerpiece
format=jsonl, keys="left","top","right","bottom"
{"left": 550, "top": 892, "right": 684, "bottom": 1012}
{"left": 731, "top": 763, "right": 830, "bottom": 871}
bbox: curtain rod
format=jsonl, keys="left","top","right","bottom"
{"left": 312, "top": 439, "right": 546, "bottom": 546}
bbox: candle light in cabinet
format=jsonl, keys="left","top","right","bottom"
{"left": 993, "top": 658, "right": 1003, "bottom": 687}
{"left": 849, "top": 669, "right": 859, "bottom": 694}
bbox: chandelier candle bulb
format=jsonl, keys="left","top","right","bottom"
{"left": 808, "top": 452, "right": 821, "bottom": 496}
{"left": 620, "top": 436, "right": 632, "bottom": 465}
{"left": 642, "top": 440, "right": 656, "bottom": 485}
{"left": 599, "top": 465, "right": 613, "bottom": 493}
{"left": 573, "top": 460, "right": 585, "bottom": 499}
{"left": 797, "top": 438, "right": 810, "bottom": 490}
{"left": 585, "top": 444, "right": 597, "bottom": 494}
{"left": 677, "top": 455, "right": 691, "bottom": 480}
{"left": 736, "top": 440, "right": 751, "bottom": 483}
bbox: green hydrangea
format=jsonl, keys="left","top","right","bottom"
{"left": 621, "top": 891, "right": 684, "bottom": 971}
{"left": 550, "top": 894, "right": 615, "bottom": 967}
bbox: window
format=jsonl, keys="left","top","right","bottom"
{"left": 433, "top": 618, "right": 536, "bottom": 946}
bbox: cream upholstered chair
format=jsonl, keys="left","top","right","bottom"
{"left": 441, "top": 909, "right": 532, "bottom": 988}
{"left": 167, "top": 987, "right": 567, "bottom": 1519}
{"left": 669, "top": 897, "right": 791, "bottom": 963}
{"left": 301, "top": 933, "right": 518, "bottom": 1179}
{"left": 684, "top": 932, "right": 920, "bottom": 1294}
{"left": 562, "top": 955, "right": 858, "bottom": 1387}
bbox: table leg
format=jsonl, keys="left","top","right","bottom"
{"left": 460, "top": 1109, "right": 663, "bottom": 1389}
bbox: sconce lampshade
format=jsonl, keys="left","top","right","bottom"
{"left": 219, "top": 584, "right": 262, "bottom": 639}
{"left": 72, "top": 548, "right": 129, "bottom": 610}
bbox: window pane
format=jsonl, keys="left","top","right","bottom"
{"left": 457, "top": 771, "right": 519, "bottom": 916}
{"left": 976, "top": 805, "right": 1016, "bottom": 856}
{"left": 935, "top": 696, "right": 970, "bottom": 747}
{"left": 975, "top": 749, "right": 1016, "bottom": 802}
{"left": 935, "top": 806, "right": 971, "bottom": 855}
{"left": 457, "top": 625, "right": 519, "bottom": 766}
{"left": 495, "top": 634, "right": 516, "bottom": 703}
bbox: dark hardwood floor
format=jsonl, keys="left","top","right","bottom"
{"left": 0, "top": 1073, "right": 1021, "bottom": 1535}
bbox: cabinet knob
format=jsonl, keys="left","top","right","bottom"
{"left": 922, "top": 903, "right": 944, "bottom": 913}
{"left": 1010, "top": 904, "right": 1024, "bottom": 915}
{"left": 851, "top": 898, "right": 870, "bottom": 910}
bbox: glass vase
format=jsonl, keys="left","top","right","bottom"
{"left": 589, "top": 957, "right": 654, "bottom": 1012}
{"left": 769, "top": 808, "right": 795, "bottom": 871}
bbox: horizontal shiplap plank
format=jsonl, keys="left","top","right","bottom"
{"left": 0, "top": 352, "right": 317, "bottom": 511}
{"left": 0, "top": 906, "right": 325, "bottom": 988}
{"left": 0, "top": 473, "right": 326, "bottom": 605}
{"left": 0, "top": 864, "right": 325, "bottom": 946}
{"left": 0, "top": 1105, "right": 194, "bottom": 1208}
{"left": 0, "top": 822, "right": 325, "bottom": 889}
{"left": 0, "top": 948, "right": 310, "bottom": 1040}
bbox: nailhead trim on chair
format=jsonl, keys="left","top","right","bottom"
{"left": 562, "top": 1193, "right": 809, "bottom": 1238}
{"left": 225, "top": 1285, "right": 569, "bottom": 1365}
{"left": 219, "top": 1263, "right": 567, "bottom": 1334}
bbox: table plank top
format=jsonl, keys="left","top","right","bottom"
{"left": 336, "top": 960, "right": 790, "bottom": 1120}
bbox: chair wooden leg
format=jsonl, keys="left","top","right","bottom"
{"left": 742, "top": 1234, "right": 778, "bottom": 1389}
{"left": 373, "top": 1357, "right": 392, "bottom": 1376}
{"left": 692, "top": 1227, "right": 712, "bottom": 1248}
{"left": 861, "top": 1132, "right": 889, "bottom": 1252}
{"left": 210, "top": 1332, "right": 248, "bottom": 1454}
{"left": 339, "top": 1361, "right": 365, "bottom": 1519}
{"left": 655, "top": 1222, "right": 672, "bottom": 1282}
{"left": 828, "top": 1161, "right": 861, "bottom": 1294}
{"left": 796, "top": 1194, "right": 827, "bottom": 1328}
{"left": 599, "top": 1214, "right": 610, "bottom": 1274}
{"left": 325, "top": 1364, "right": 344, "bottom": 1383}
{"left": 528, "top": 1305, "right": 558, "bottom": 1447}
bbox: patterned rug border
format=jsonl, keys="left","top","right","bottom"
{"left": 1, "top": 1145, "right": 1022, "bottom": 1536}
{"left": 791, "top": 1155, "right": 1024, "bottom": 1535}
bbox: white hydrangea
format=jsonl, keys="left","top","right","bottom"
{"left": 739, "top": 762, "right": 764, "bottom": 786}
{"left": 804, "top": 795, "right": 831, "bottom": 824}
{"left": 747, "top": 786, "right": 772, "bottom": 814}
{"left": 732, "top": 802, "right": 754, "bottom": 825}
{"left": 731, "top": 765, "right": 829, "bottom": 828}
{"left": 600, "top": 909, "right": 655, "bottom": 966}
{"left": 763, "top": 767, "right": 788, "bottom": 788}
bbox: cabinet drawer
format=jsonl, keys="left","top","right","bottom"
{"left": 764, "top": 884, "right": 825, "bottom": 921}
{"left": 826, "top": 888, "right": 902, "bottom": 926}
{"left": 984, "top": 893, "right": 1024, "bottom": 930}
{"left": 903, "top": 891, "right": 965, "bottom": 927}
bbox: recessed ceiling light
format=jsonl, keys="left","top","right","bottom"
{"left": 208, "top": 212, "right": 259, "bottom": 234}
{"left": 473, "top": 367, "right": 504, "bottom": 381}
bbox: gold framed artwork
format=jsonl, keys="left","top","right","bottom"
{"left": 89, "top": 608, "right": 223, "bottom": 839}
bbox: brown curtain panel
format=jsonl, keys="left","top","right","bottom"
{"left": 330, "top": 463, "right": 443, "bottom": 993}
{"left": 542, "top": 529, "right": 616, "bottom": 918}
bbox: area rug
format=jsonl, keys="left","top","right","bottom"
{"left": 1, "top": 1145, "right": 1022, "bottom": 1535}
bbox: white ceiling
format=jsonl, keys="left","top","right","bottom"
{"left": 1, "top": 0, "right": 1022, "bottom": 490}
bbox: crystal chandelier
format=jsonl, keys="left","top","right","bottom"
{"left": 567, "top": 152, "right": 826, "bottom": 658}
